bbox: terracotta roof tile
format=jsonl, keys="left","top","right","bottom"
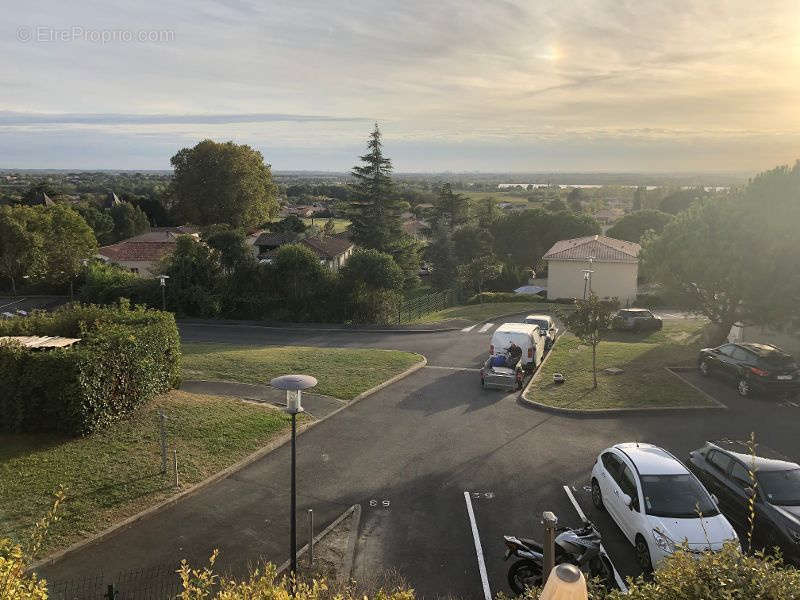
{"left": 543, "top": 235, "right": 640, "bottom": 263}
{"left": 98, "top": 241, "right": 176, "bottom": 262}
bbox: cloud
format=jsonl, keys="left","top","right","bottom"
{"left": 0, "top": 111, "right": 368, "bottom": 126}
{"left": 1, "top": 0, "right": 799, "bottom": 170}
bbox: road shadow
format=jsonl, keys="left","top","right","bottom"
{"left": 396, "top": 370, "right": 507, "bottom": 415}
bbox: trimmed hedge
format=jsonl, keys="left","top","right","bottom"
{"left": 465, "top": 292, "right": 574, "bottom": 305}
{"left": 0, "top": 301, "right": 180, "bottom": 435}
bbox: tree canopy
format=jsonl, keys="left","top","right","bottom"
{"left": 347, "top": 124, "right": 419, "bottom": 286}
{"left": 606, "top": 209, "right": 673, "bottom": 243}
{"left": 169, "top": 139, "right": 278, "bottom": 228}
{"left": 642, "top": 162, "right": 800, "bottom": 336}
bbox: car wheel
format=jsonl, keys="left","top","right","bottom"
{"left": 737, "top": 378, "right": 751, "bottom": 397}
{"left": 591, "top": 478, "right": 604, "bottom": 510}
{"left": 699, "top": 360, "right": 710, "bottom": 376}
{"left": 635, "top": 534, "right": 654, "bottom": 573}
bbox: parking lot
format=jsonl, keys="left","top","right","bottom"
{"left": 38, "top": 313, "right": 800, "bottom": 599}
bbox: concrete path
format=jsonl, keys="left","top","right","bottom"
{"left": 180, "top": 379, "right": 346, "bottom": 420}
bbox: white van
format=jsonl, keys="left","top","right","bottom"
{"left": 490, "top": 323, "right": 546, "bottom": 371}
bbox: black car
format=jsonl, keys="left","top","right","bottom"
{"left": 697, "top": 342, "right": 799, "bottom": 398}
{"left": 611, "top": 308, "right": 663, "bottom": 332}
{"left": 688, "top": 441, "right": 800, "bottom": 565}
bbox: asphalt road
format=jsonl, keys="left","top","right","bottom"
{"left": 39, "top": 313, "right": 800, "bottom": 599}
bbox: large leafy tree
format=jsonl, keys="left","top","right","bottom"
{"left": 109, "top": 202, "right": 149, "bottom": 242}
{"left": 457, "top": 255, "right": 503, "bottom": 297}
{"left": 658, "top": 187, "right": 709, "bottom": 214}
{"left": 491, "top": 209, "right": 600, "bottom": 268}
{"left": 562, "top": 294, "right": 618, "bottom": 388}
{"left": 347, "top": 125, "right": 419, "bottom": 285}
{"left": 0, "top": 206, "right": 45, "bottom": 295}
{"left": 42, "top": 205, "right": 97, "bottom": 299}
{"left": 169, "top": 139, "right": 278, "bottom": 228}
{"left": 641, "top": 162, "right": 800, "bottom": 338}
{"left": 606, "top": 209, "right": 673, "bottom": 243}
{"left": 566, "top": 187, "right": 585, "bottom": 212}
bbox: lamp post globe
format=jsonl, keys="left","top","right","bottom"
{"left": 270, "top": 374, "right": 318, "bottom": 590}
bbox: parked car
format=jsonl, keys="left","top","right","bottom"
{"left": 523, "top": 314, "right": 558, "bottom": 351}
{"left": 697, "top": 342, "right": 799, "bottom": 398}
{"left": 687, "top": 440, "right": 800, "bottom": 566}
{"left": 490, "top": 323, "right": 546, "bottom": 372}
{"left": 1, "top": 312, "right": 16, "bottom": 320}
{"left": 591, "top": 442, "right": 738, "bottom": 572}
{"left": 611, "top": 308, "right": 662, "bottom": 332}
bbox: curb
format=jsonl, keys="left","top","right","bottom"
{"left": 274, "top": 504, "right": 362, "bottom": 581}
{"left": 178, "top": 319, "right": 463, "bottom": 334}
{"left": 474, "top": 305, "right": 562, "bottom": 328}
{"left": 30, "top": 358, "right": 426, "bottom": 573}
{"left": 518, "top": 343, "right": 727, "bottom": 415}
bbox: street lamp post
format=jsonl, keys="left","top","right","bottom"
{"left": 270, "top": 374, "right": 318, "bottom": 591}
{"left": 582, "top": 255, "right": 596, "bottom": 299}
{"left": 158, "top": 275, "right": 169, "bottom": 311}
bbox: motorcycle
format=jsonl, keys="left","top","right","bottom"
{"left": 503, "top": 520, "right": 616, "bottom": 594}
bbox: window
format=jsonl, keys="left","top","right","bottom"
{"left": 731, "top": 462, "right": 754, "bottom": 488}
{"left": 757, "top": 469, "right": 800, "bottom": 506}
{"left": 640, "top": 474, "right": 719, "bottom": 518}
{"left": 731, "top": 347, "right": 752, "bottom": 362}
{"left": 719, "top": 344, "right": 736, "bottom": 357}
{"left": 620, "top": 465, "right": 640, "bottom": 510}
{"left": 708, "top": 450, "right": 733, "bottom": 474}
{"left": 601, "top": 453, "right": 622, "bottom": 480}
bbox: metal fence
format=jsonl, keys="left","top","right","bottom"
{"left": 46, "top": 563, "right": 183, "bottom": 600}
{"left": 396, "top": 289, "right": 458, "bottom": 323}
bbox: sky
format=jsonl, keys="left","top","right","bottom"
{"left": 2, "top": 0, "right": 799, "bottom": 173}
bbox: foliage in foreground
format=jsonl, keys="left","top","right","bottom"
{"left": 517, "top": 543, "right": 800, "bottom": 600}
{"left": 0, "top": 301, "right": 180, "bottom": 435}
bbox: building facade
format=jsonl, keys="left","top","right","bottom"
{"left": 543, "top": 235, "right": 640, "bottom": 305}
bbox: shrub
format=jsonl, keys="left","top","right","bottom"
{"left": 466, "top": 292, "right": 543, "bottom": 304}
{"left": 633, "top": 293, "right": 664, "bottom": 308}
{"left": 0, "top": 301, "right": 180, "bottom": 435}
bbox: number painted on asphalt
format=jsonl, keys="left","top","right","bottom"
{"left": 368, "top": 498, "right": 391, "bottom": 509}
{"left": 470, "top": 491, "right": 495, "bottom": 499}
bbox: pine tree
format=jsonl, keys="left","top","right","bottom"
{"left": 348, "top": 124, "right": 404, "bottom": 252}
{"left": 348, "top": 124, "right": 420, "bottom": 285}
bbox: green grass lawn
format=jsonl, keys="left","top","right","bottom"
{"left": 413, "top": 301, "right": 568, "bottom": 324}
{"left": 527, "top": 320, "right": 714, "bottom": 410}
{"left": 181, "top": 344, "right": 423, "bottom": 400}
{"left": 0, "top": 390, "right": 301, "bottom": 557}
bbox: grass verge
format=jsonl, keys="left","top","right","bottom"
{"left": 527, "top": 320, "right": 714, "bottom": 410}
{"left": 1, "top": 390, "right": 303, "bottom": 557}
{"left": 412, "top": 301, "right": 566, "bottom": 324}
{"left": 181, "top": 344, "right": 423, "bottom": 400}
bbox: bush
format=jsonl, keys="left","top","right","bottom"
{"left": 466, "top": 292, "right": 543, "bottom": 304}
{"left": 0, "top": 301, "right": 180, "bottom": 435}
{"left": 633, "top": 293, "right": 664, "bottom": 308}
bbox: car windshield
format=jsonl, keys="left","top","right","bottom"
{"left": 640, "top": 474, "right": 719, "bottom": 518}
{"left": 527, "top": 319, "right": 549, "bottom": 329}
{"left": 757, "top": 469, "right": 800, "bottom": 506}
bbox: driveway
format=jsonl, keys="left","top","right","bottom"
{"left": 38, "top": 313, "right": 800, "bottom": 599}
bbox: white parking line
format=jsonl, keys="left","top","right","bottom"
{"left": 563, "top": 485, "right": 587, "bottom": 522}
{"left": 464, "top": 491, "right": 492, "bottom": 600}
{"left": 461, "top": 324, "right": 477, "bottom": 332}
{"left": 562, "top": 485, "right": 628, "bottom": 594}
{"left": 478, "top": 322, "right": 494, "bottom": 333}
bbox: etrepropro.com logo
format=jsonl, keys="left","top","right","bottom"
{"left": 16, "top": 26, "right": 175, "bottom": 44}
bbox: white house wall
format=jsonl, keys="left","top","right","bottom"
{"left": 547, "top": 260, "right": 638, "bottom": 304}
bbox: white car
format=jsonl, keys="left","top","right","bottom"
{"left": 590, "top": 443, "right": 738, "bottom": 572}
{"left": 523, "top": 314, "right": 557, "bottom": 351}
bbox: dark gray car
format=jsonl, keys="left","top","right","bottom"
{"left": 687, "top": 440, "right": 800, "bottom": 566}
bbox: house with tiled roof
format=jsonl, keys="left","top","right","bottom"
{"left": 96, "top": 227, "right": 200, "bottom": 276}
{"left": 543, "top": 235, "right": 640, "bottom": 304}
{"left": 255, "top": 233, "right": 354, "bottom": 271}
